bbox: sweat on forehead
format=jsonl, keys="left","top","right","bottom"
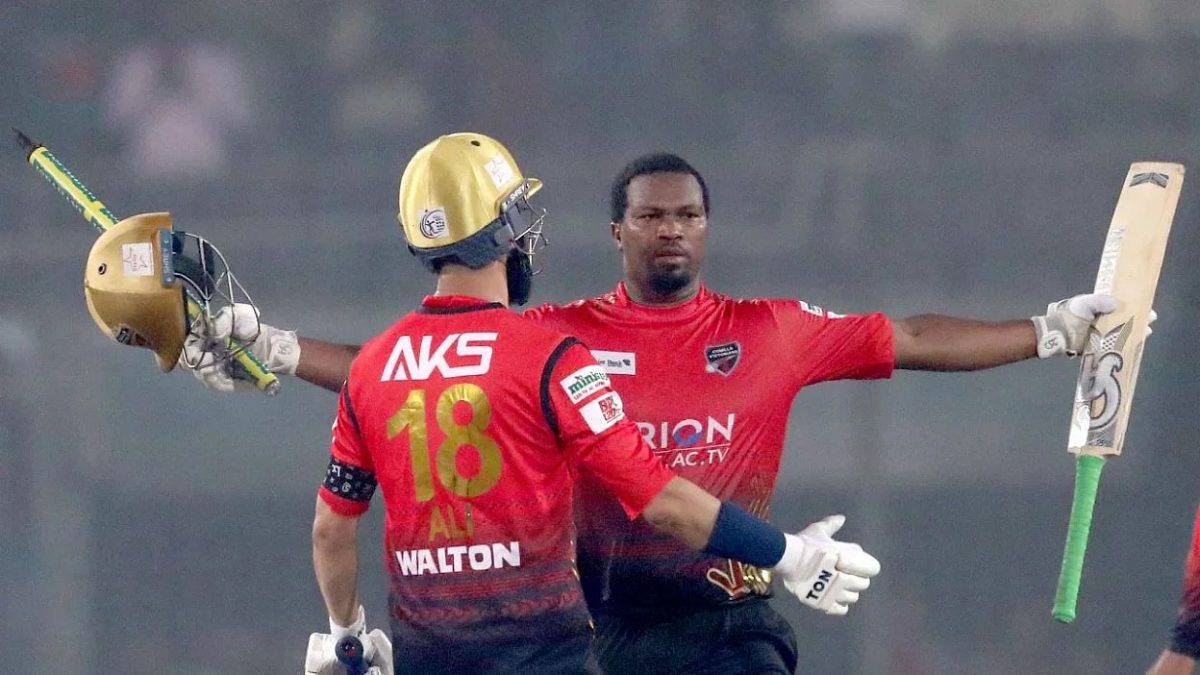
{"left": 610, "top": 153, "right": 710, "bottom": 222}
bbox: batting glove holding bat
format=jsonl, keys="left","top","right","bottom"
{"left": 1033, "top": 293, "right": 1160, "bottom": 359}
{"left": 304, "top": 605, "right": 393, "bottom": 675}
{"left": 1032, "top": 293, "right": 1120, "bottom": 358}
{"left": 773, "top": 514, "right": 881, "bottom": 616}
{"left": 183, "top": 303, "right": 300, "bottom": 393}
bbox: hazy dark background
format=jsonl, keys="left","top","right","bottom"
{"left": 2, "top": 2, "right": 1198, "bottom": 673}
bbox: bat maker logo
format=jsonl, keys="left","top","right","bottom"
{"left": 1129, "top": 172, "right": 1170, "bottom": 188}
{"left": 1077, "top": 320, "right": 1134, "bottom": 443}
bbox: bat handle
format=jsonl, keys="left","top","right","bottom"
{"left": 183, "top": 299, "right": 279, "bottom": 395}
{"left": 229, "top": 338, "right": 281, "bottom": 395}
{"left": 1052, "top": 454, "right": 1106, "bottom": 623}
{"left": 335, "top": 635, "right": 369, "bottom": 675}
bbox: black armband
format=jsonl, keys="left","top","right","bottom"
{"left": 703, "top": 502, "right": 786, "bottom": 568}
{"left": 322, "top": 457, "right": 377, "bottom": 502}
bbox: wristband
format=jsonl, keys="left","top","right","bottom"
{"left": 329, "top": 605, "right": 365, "bottom": 640}
{"left": 703, "top": 501, "right": 786, "bottom": 568}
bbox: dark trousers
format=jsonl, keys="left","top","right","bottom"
{"left": 392, "top": 630, "right": 602, "bottom": 674}
{"left": 591, "top": 599, "right": 798, "bottom": 675}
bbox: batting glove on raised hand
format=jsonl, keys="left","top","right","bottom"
{"left": 181, "top": 303, "right": 300, "bottom": 392}
{"left": 773, "top": 515, "right": 880, "bottom": 616}
{"left": 304, "top": 606, "right": 393, "bottom": 675}
{"left": 1032, "top": 293, "right": 1118, "bottom": 358}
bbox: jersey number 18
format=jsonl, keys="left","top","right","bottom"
{"left": 386, "top": 383, "right": 504, "bottom": 502}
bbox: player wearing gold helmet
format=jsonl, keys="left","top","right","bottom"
{"left": 301, "top": 134, "right": 880, "bottom": 675}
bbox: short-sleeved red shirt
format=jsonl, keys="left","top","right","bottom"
{"left": 525, "top": 283, "right": 894, "bottom": 613}
{"left": 319, "top": 295, "right": 674, "bottom": 665}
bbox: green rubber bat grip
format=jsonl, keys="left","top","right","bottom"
{"left": 1052, "top": 454, "right": 1106, "bottom": 623}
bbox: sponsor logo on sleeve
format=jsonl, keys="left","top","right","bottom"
{"left": 590, "top": 350, "right": 636, "bottom": 375}
{"left": 559, "top": 365, "right": 611, "bottom": 403}
{"left": 580, "top": 391, "right": 625, "bottom": 434}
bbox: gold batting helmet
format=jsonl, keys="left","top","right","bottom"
{"left": 83, "top": 212, "right": 186, "bottom": 372}
{"left": 398, "top": 132, "right": 546, "bottom": 274}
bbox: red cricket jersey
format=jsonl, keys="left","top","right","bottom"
{"left": 1170, "top": 503, "right": 1200, "bottom": 657}
{"left": 525, "top": 283, "right": 894, "bottom": 613}
{"left": 319, "top": 295, "right": 674, "bottom": 668}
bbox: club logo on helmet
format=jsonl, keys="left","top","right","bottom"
{"left": 419, "top": 207, "right": 449, "bottom": 239}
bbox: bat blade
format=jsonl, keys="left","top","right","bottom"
{"left": 1068, "top": 162, "right": 1183, "bottom": 457}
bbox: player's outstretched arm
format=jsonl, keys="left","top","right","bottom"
{"left": 297, "top": 337, "right": 360, "bottom": 392}
{"left": 547, "top": 341, "right": 880, "bottom": 615}
{"left": 642, "top": 478, "right": 880, "bottom": 616}
{"left": 182, "top": 303, "right": 356, "bottom": 393}
{"left": 893, "top": 293, "right": 1118, "bottom": 371}
{"left": 574, "top": 413, "right": 883, "bottom": 618}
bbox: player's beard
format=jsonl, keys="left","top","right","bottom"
{"left": 647, "top": 268, "right": 692, "bottom": 297}
{"left": 506, "top": 251, "right": 533, "bottom": 306}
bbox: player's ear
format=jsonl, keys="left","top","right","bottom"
{"left": 610, "top": 221, "right": 623, "bottom": 250}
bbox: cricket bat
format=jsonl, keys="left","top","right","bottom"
{"left": 1052, "top": 162, "right": 1184, "bottom": 623}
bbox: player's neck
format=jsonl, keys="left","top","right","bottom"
{"left": 624, "top": 278, "right": 701, "bottom": 307}
{"left": 435, "top": 261, "right": 508, "bottom": 306}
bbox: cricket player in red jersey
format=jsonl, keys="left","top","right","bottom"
{"left": 296, "top": 135, "right": 881, "bottom": 675}
{"left": 187, "top": 153, "right": 1117, "bottom": 673}
{"left": 1147, "top": 504, "right": 1200, "bottom": 675}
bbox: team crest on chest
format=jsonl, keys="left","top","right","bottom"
{"left": 704, "top": 341, "right": 741, "bottom": 376}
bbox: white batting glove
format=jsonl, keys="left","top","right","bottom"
{"left": 773, "top": 515, "right": 880, "bottom": 616}
{"left": 304, "top": 606, "right": 393, "bottom": 675}
{"left": 181, "top": 303, "right": 300, "bottom": 392}
{"left": 1031, "top": 293, "right": 1118, "bottom": 358}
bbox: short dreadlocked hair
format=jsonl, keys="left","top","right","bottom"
{"left": 609, "top": 153, "right": 710, "bottom": 223}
